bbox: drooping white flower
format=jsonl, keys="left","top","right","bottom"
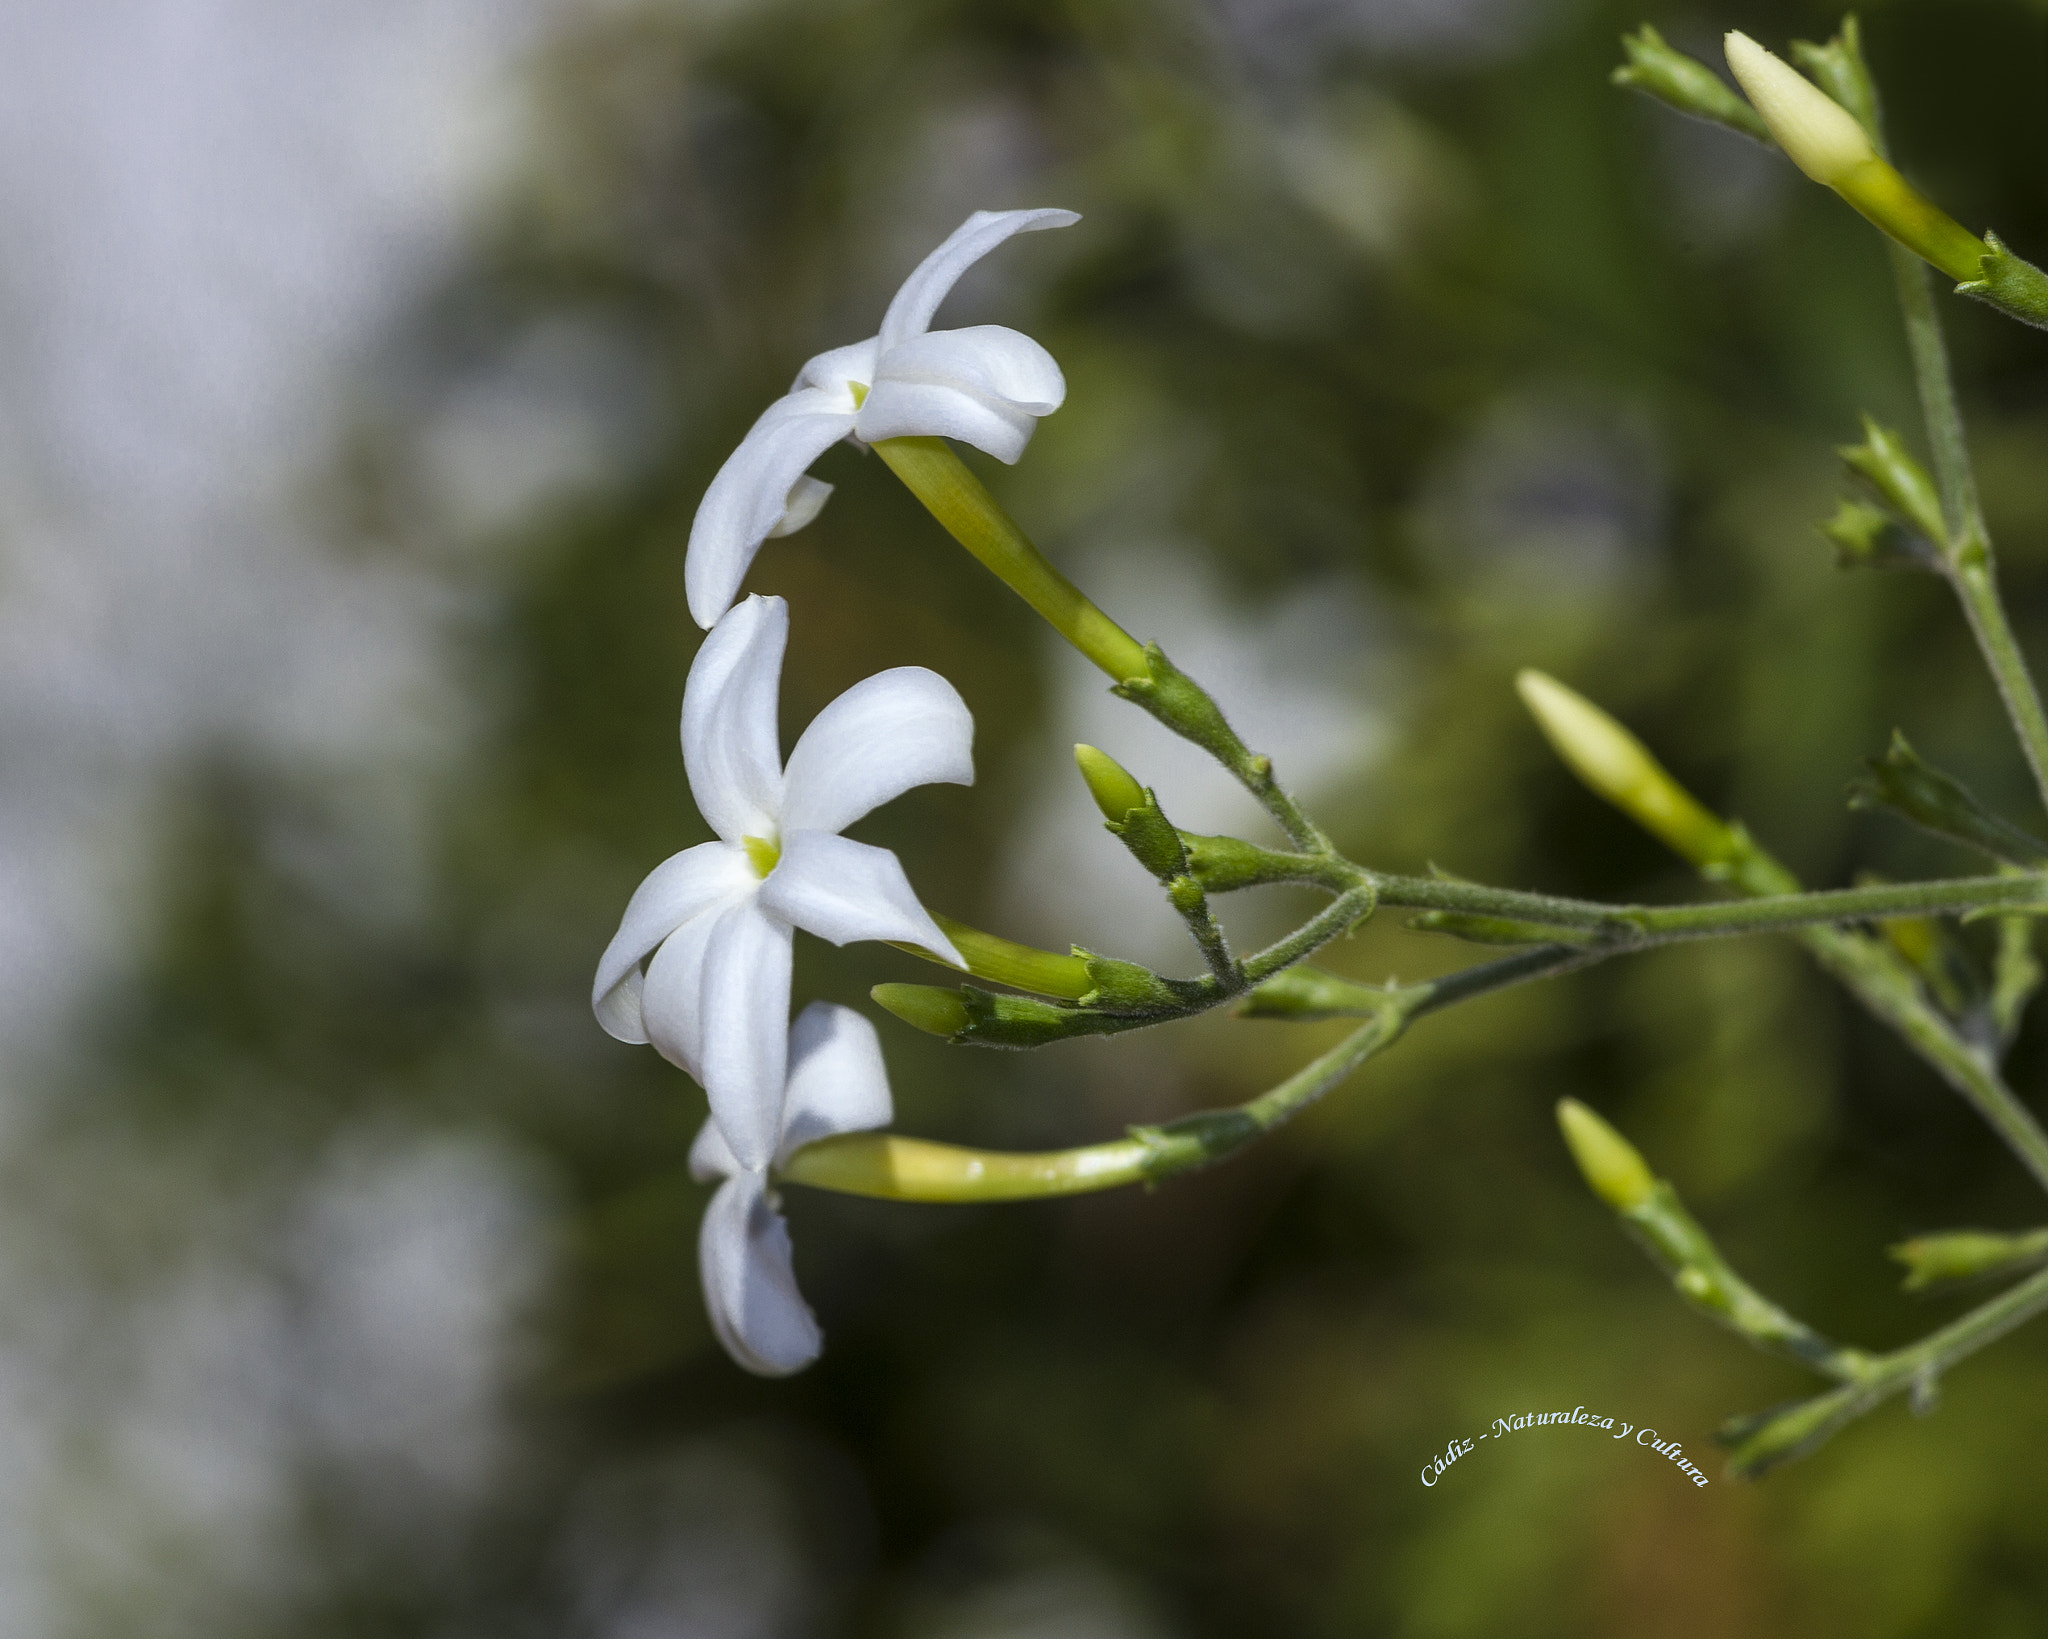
{"left": 592, "top": 593, "right": 969, "bottom": 1169}
{"left": 686, "top": 207, "right": 1080, "bottom": 629}
{"left": 689, "top": 1000, "right": 892, "bottom": 1376}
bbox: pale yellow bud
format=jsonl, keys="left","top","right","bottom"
{"left": 1515, "top": 670, "right": 1734, "bottom": 866}
{"left": 1556, "top": 1099, "right": 1658, "bottom": 1213}
{"left": 1723, "top": 32, "right": 1875, "bottom": 186}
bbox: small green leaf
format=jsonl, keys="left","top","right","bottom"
{"left": 1611, "top": 25, "right": 1771, "bottom": 143}
{"left": 1849, "top": 731, "right": 2048, "bottom": 868}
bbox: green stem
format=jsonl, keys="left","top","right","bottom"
{"left": 1368, "top": 869, "right": 2048, "bottom": 942}
{"left": 785, "top": 943, "right": 1587, "bottom": 1202}
{"left": 1798, "top": 922, "right": 2048, "bottom": 1194}
{"left": 1726, "top": 1260, "right": 2048, "bottom": 1476}
{"left": 1888, "top": 240, "right": 2048, "bottom": 815}
{"left": 872, "top": 436, "right": 1151, "bottom": 683}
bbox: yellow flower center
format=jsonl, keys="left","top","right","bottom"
{"left": 849, "top": 380, "right": 869, "bottom": 408}
{"left": 742, "top": 835, "right": 781, "bottom": 878}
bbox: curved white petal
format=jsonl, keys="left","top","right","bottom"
{"left": 686, "top": 393, "right": 857, "bottom": 628}
{"left": 689, "top": 1116, "right": 742, "bottom": 1183}
{"left": 697, "top": 897, "right": 796, "bottom": 1171}
{"left": 876, "top": 208, "right": 1080, "bottom": 355}
{"left": 640, "top": 902, "right": 727, "bottom": 1082}
{"left": 779, "top": 666, "right": 974, "bottom": 836}
{"left": 681, "top": 595, "right": 788, "bottom": 845}
{"left": 778, "top": 1002, "right": 893, "bottom": 1160}
{"left": 757, "top": 831, "right": 961, "bottom": 963}
{"left": 873, "top": 325, "right": 1066, "bottom": 414}
{"left": 853, "top": 377, "right": 1038, "bottom": 464}
{"left": 698, "top": 1172, "right": 823, "bottom": 1376}
{"left": 792, "top": 337, "right": 880, "bottom": 398}
{"left": 766, "top": 476, "right": 833, "bottom": 539}
{"left": 592, "top": 842, "right": 755, "bottom": 1043}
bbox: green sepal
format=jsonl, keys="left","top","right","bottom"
{"left": 1611, "top": 25, "right": 1771, "bottom": 143}
{"left": 1821, "top": 498, "right": 1936, "bottom": 572}
{"left": 1129, "top": 1108, "right": 1265, "bottom": 1179}
{"left": 950, "top": 986, "right": 1129, "bottom": 1049}
{"left": 1234, "top": 964, "right": 1397, "bottom": 1020}
{"left": 1408, "top": 910, "right": 1596, "bottom": 947}
{"left": 1108, "top": 794, "right": 1192, "bottom": 881}
{"left": 1849, "top": 731, "right": 2048, "bottom": 868}
{"left": 1179, "top": 833, "right": 1315, "bottom": 892}
{"left": 1718, "top": 1387, "right": 1867, "bottom": 1480}
{"left": 1837, "top": 417, "right": 1945, "bottom": 545}
{"left": 1957, "top": 231, "right": 2048, "bottom": 334}
{"left": 1078, "top": 952, "right": 1202, "bottom": 1013}
{"left": 1889, "top": 1226, "right": 2048, "bottom": 1293}
{"left": 1114, "top": 644, "right": 1255, "bottom": 773}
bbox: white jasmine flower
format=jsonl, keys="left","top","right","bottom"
{"left": 686, "top": 207, "right": 1080, "bottom": 628}
{"left": 592, "top": 594, "right": 969, "bottom": 1169}
{"left": 690, "top": 1001, "right": 893, "bottom": 1376}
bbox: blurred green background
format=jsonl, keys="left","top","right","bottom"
{"left": 10, "top": 0, "right": 2048, "bottom": 1632}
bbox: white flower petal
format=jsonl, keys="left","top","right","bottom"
{"left": 778, "top": 1002, "right": 893, "bottom": 1160}
{"left": 853, "top": 377, "right": 1038, "bottom": 464}
{"left": 697, "top": 897, "right": 796, "bottom": 1171}
{"left": 686, "top": 393, "right": 857, "bottom": 628}
{"left": 874, "top": 324, "right": 1066, "bottom": 414}
{"left": 640, "top": 902, "right": 726, "bottom": 1082}
{"left": 757, "top": 831, "right": 961, "bottom": 963}
{"left": 689, "top": 1116, "right": 742, "bottom": 1183}
{"left": 698, "top": 1172, "right": 823, "bottom": 1376}
{"left": 766, "top": 475, "right": 833, "bottom": 538}
{"left": 681, "top": 595, "right": 788, "bottom": 845}
{"left": 779, "top": 666, "right": 974, "bottom": 835}
{"left": 875, "top": 208, "right": 1080, "bottom": 355}
{"left": 792, "top": 336, "right": 880, "bottom": 398}
{"left": 592, "top": 842, "right": 755, "bottom": 1043}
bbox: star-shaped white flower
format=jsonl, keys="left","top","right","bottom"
{"left": 689, "top": 1000, "right": 892, "bottom": 1376}
{"left": 592, "top": 593, "right": 969, "bottom": 1169}
{"left": 686, "top": 207, "right": 1080, "bottom": 629}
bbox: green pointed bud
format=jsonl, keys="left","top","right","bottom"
{"left": 871, "top": 983, "right": 970, "bottom": 1039}
{"left": 1958, "top": 231, "right": 2048, "bottom": 336}
{"left": 1074, "top": 744, "right": 1147, "bottom": 822}
{"left": 1556, "top": 1099, "right": 1657, "bottom": 1212}
{"left": 1515, "top": 670, "right": 1736, "bottom": 866}
{"left": 1889, "top": 1227, "right": 2048, "bottom": 1293}
{"left": 1724, "top": 32, "right": 1987, "bottom": 283}
{"left": 1611, "top": 25, "right": 1770, "bottom": 143}
{"left": 1821, "top": 498, "right": 1931, "bottom": 572}
{"left": 871, "top": 436, "right": 1151, "bottom": 684}
{"left": 1838, "top": 418, "right": 1945, "bottom": 545}
{"left": 1849, "top": 731, "right": 2048, "bottom": 868}
{"left": 1719, "top": 1386, "right": 1864, "bottom": 1479}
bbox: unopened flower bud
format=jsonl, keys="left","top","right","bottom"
{"left": 1074, "top": 744, "right": 1148, "bottom": 822}
{"left": 870, "top": 983, "right": 970, "bottom": 1038}
{"left": 1556, "top": 1098, "right": 1657, "bottom": 1213}
{"left": 1723, "top": 32, "right": 1873, "bottom": 185}
{"left": 1724, "top": 32, "right": 1987, "bottom": 283}
{"left": 1890, "top": 1227, "right": 2048, "bottom": 1293}
{"left": 1515, "top": 671, "right": 1734, "bottom": 866}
